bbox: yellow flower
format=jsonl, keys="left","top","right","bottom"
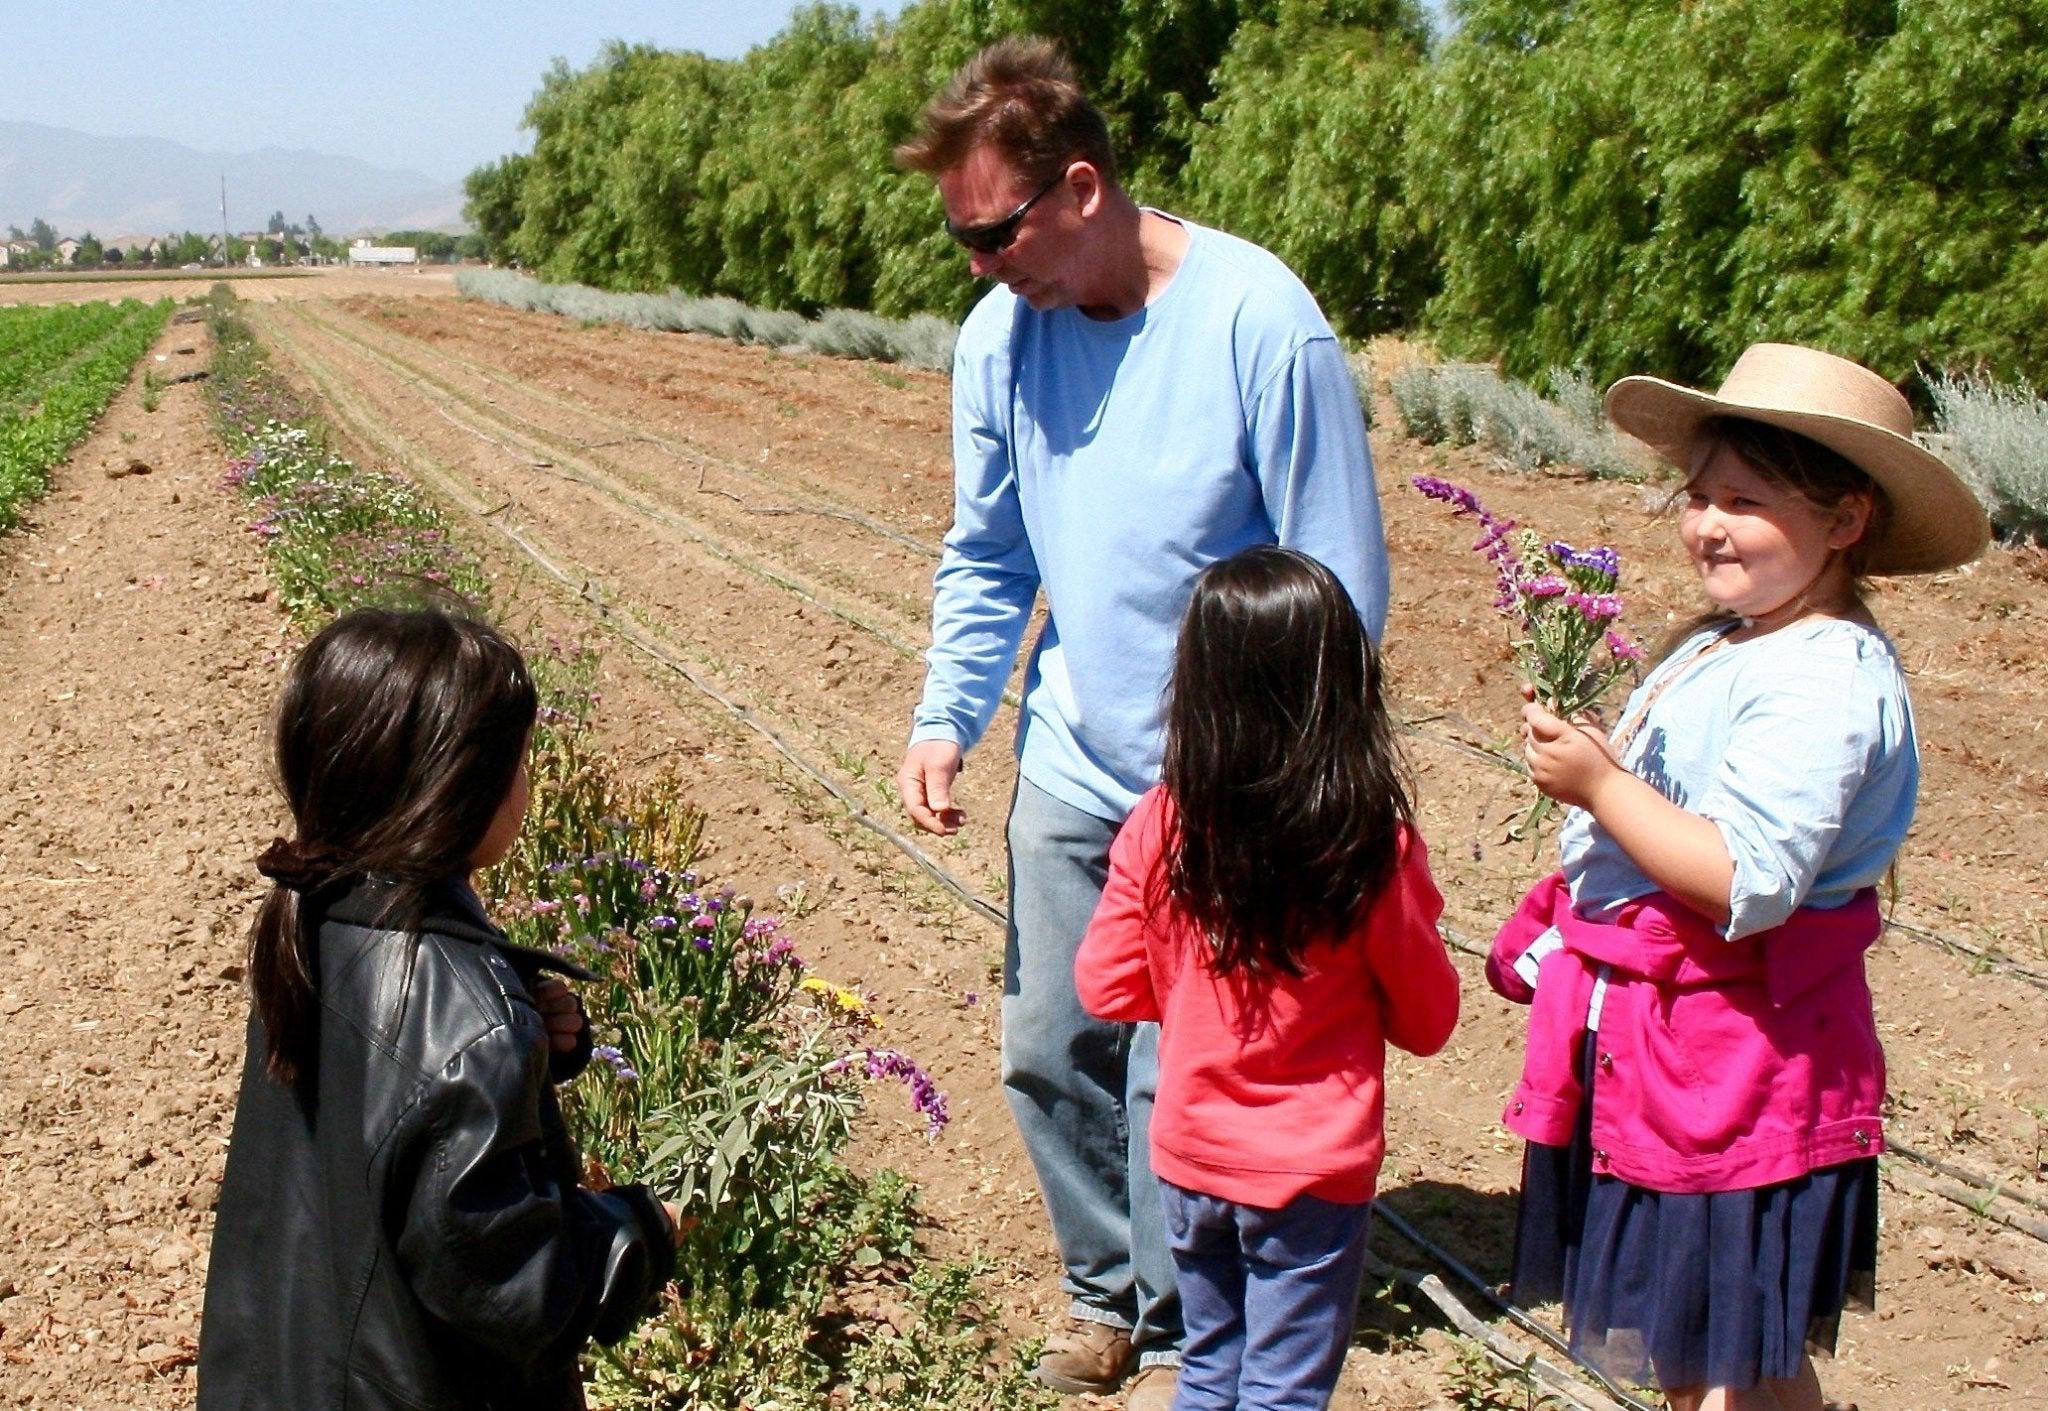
{"left": 799, "top": 976, "right": 881, "bottom": 1028}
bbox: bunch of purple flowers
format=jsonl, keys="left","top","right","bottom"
{"left": 1411, "top": 476, "right": 1645, "bottom": 719}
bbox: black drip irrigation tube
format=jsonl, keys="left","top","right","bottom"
{"left": 1369, "top": 1202, "right": 1662, "bottom": 1411}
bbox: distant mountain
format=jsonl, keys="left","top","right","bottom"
{"left": 0, "top": 121, "right": 466, "bottom": 239}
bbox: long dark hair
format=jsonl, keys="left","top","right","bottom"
{"left": 1160, "top": 546, "right": 1413, "bottom": 977}
{"left": 248, "top": 608, "right": 537, "bottom": 1083}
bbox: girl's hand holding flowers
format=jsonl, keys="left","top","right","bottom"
{"left": 1519, "top": 687, "right": 1621, "bottom": 811}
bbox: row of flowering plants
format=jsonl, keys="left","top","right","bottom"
{"left": 203, "top": 287, "right": 1044, "bottom": 1409}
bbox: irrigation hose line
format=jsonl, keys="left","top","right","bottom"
{"left": 287, "top": 302, "right": 990, "bottom": 704}
{"left": 259, "top": 305, "right": 1009, "bottom": 933}
{"left": 300, "top": 301, "right": 942, "bottom": 560}
{"left": 1361, "top": 1252, "right": 1634, "bottom": 1411}
{"left": 254, "top": 303, "right": 2048, "bottom": 1252}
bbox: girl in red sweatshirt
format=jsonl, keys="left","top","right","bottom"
{"left": 1076, "top": 545, "right": 1460, "bottom": 1411}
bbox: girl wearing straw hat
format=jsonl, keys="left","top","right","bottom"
{"left": 1485, "top": 344, "right": 1989, "bottom": 1411}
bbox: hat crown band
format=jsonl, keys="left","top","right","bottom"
{"left": 1713, "top": 344, "right": 1915, "bottom": 441}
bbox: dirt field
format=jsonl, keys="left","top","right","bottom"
{"left": 0, "top": 264, "right": 459, "bottom": 308}
{"left": 2, "top": 279, "right": 2044, "bottom": 1409}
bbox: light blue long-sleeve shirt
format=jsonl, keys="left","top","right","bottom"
{"left": 910, "top": 216, "right": 1389, "bottom": 822}
{"left": 1560, "top": 617, "right": 1920, "bottom": 940}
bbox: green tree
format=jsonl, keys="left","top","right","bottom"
{"left": 1179, "top": 0, "right": 1432, "bottom": 337}
{"left": 1814, "top": 0, "right": 2048, "bottom": 381}
{"left": 512, "top": 43, "right": 736, "bottom": 289}
{"left": 695, "top": 5, "right": 888, "bottom": 310}
{"left": 463, "top": 153, "right": 530, "bottom": 262}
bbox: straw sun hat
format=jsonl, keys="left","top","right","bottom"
{"left": 1603, "top": 342, "right": 1990, "bottom": 574}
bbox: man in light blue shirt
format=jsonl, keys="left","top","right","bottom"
{"left": 893, "top": 39, "right": 1389, "bottom": 1407}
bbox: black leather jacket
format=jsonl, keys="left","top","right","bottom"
{"left": 199, "top": 878, "right": 673, "bottom": 1410}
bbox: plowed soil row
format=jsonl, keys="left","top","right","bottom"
{"left": 3, "top": 281, "right": 2045, "bottom": 1408}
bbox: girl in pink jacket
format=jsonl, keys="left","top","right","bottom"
{"left": 1497, "top": 345, "right": 1990, "bottom": 1411}
{"left": 1077, "top": 546, "right": 1459, "bottom": 1411}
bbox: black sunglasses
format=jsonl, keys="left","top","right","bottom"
{"left": 945, "top": 172, "right": 1065, "bottom": 255}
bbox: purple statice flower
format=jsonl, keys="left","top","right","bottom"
{"left": 1410, "top": 475, "right": 1484, "bottom": 516}
{"left": 1410, "top": 476, "right": 1644, "bottom": 825}
{"left": 1606, "top": 630, "right": 1647, "bottom": 664}
{"left": 1565, "top": 591, "right": 1624, "bottom": 624}
{"left": 1548, "top": 542, "right": 1621, "bottom": 580}
{"left": 648, "top": 915, "right": 678, "bottom": 932}
{"left": 591, "top": 1045, "right": 639, "bottom": 1082}
{"left": 851, "top": 1047, "right": 949, "bottom": 1137}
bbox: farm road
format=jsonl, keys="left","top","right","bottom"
{"left": 0, "top": 317, "right": 274, "bottom": 1405}
{"left": 1, "top": 284, "right": 2044, "bottom": 1407}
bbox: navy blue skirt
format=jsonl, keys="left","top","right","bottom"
{"left": 1511, "top": 1031, "right": 1878, "bottom": 1391}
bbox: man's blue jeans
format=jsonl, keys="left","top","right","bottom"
{"left": 1162, "top": 1182, "right": 1373, "bottom": 1410}
{"left": 1003, "top": 778, "right": 1181, "bottom": 1365}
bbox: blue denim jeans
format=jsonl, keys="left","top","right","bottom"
{"left": 1003, "top": 778, "right": 1181, "bottom": 1365}
{"left": 1162, "top": 1183, "right": 1373, "bottom": 1411}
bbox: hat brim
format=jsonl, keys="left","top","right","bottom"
{"left": 1604, "top": 375, "right": 1991, "bottom": 575}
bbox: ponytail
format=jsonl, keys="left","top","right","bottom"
{"left": 247, "top": 608, "right": 536, "bottom": 1085}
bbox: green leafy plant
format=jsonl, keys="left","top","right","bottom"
{"left": 0, "top": 298, "right": 171, "bottom": 532}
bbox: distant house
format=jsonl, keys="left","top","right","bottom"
{"left": 348, "top": 239, "right": 417, "bottom": 267}
{"left": 107, "top": 235, "right": 161, "bottom": 263}
{"left": 56, "top": 238, "right": 80, "bottom": 264}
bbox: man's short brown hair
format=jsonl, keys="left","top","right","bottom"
{"left": 894, "top": 37, "right": 1118, "bottom": 187}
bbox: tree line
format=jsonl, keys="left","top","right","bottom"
{"left": 4, "top": 212, "right": 483, "bottom": 271}
{"left": 465, "top": 0, "right": 2048, "bottom": 388}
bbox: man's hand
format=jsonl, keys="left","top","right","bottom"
{"left": 897, "top": 739, "right": 966, "bottom": 835}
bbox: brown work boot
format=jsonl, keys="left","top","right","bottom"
{"left": 1124, "top": 1364, "right": 1179, "bottom": 1410}
{"left": 1033, "top": 1319, "right": 1137, "bottom": 1394}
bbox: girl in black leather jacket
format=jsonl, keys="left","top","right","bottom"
{"left": 199, "top": 608, "right": 678, "bottom": 1411}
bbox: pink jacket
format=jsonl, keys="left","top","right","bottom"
{"left": 1488, "top": 873, "right": 1884, "bottom": 1194}
{"left": 1077, "top": 788, "right": 1460, "bottom": 1208}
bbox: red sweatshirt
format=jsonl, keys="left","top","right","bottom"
{"left": 1075, "top": 787, "right": 1460, "bottom": 1207}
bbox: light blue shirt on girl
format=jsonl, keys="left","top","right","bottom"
{"left": 910, "top": 217, "right": 1388, "bottom": 822}
{"left": 1560, "top": 617, "right": 1920, "bottom": 941}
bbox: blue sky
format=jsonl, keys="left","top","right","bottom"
{"left": 1, "top": 1, "right": 909, "bottom": 184}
